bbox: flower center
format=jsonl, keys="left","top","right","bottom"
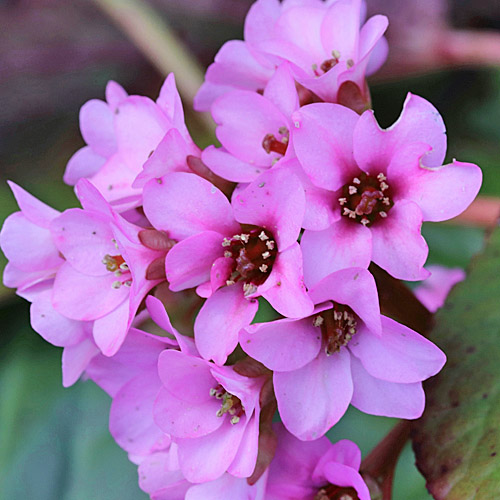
{"left": 315, "top": 485, "right": 360, "bottom": 500}
{"left": 102, "top": 253, "right": 132, "bottom": 289}
{"left": 313, "top": 304, "right": 357, "bottom": 355}
{"left": 262, "top": 126, "right": 289, "bottom": 157}
{"left": 312, "top": 50, "right": 354, "bottom": 77}
{"left": 339, "top": 172, "right": 394, "bottom": 226}
{"left": 222, "top": 228, "right": 277, "bottom": 295}
{"left": 210, "top": 384, "right": 245, "bottom": 425}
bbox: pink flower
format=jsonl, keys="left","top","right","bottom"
{"left": 414, "top": 265, "right": 466, "bottom": 312}
{"left": 241, "top": 268, "right": 446, "bottom": 440}
{"left": 266, "top": 424, "right": 370, "bottom": 500}
{"left": 292, "top": 94, "right": 482, "bottom": 283}
{"left": 138, "top": 451, "right": 268, "bottom": 500}
{"left": 64, "top": 75, "right": 198, "bottom": 208}
{"left": 202, "top": 63, "right": 299, "bottom": 183}
{"left": 0, "top": 182, "right": 63, "bottom": 290}
{"left": 0, "top": 182, "right": 99, "bottom": 386}
{"left": 143, "top": 168, "right": 312, "bottom": 365}
{"left": 195, "top": 0, "right": 388, "bottom": 111}
{"left": 50, "top": 180, "right": 170, "bottom": 356}
{"left": 153, "top": 348, "right": 266, "bottom": 482}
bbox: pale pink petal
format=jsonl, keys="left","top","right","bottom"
{"left": 3, "top": 263, "right": 56, "bottom": 291}
{"left": 292, "top": 103, "right": 359, "bottom": 191}
{"left": 194, "top": 81, "right": 234, "bottom": 112}
{"left": 165, "top": 231, "right": 225, "bottom": 291}
{"left": 105, "top": 80, "right": 128, "bottom": 111}
{"left": 1, "top": 212, "right": 63, "bottom": 271}
{"left": 92, "top": 297, "right": 131, "bottom": 355}
{"left": 186, "top": 473, "right": 258, "bottom": 500}
{"left": 50, "top": 209, "right": 116, "bottom": 276}
{"left": 320, "top": 0, "right": 362, "bottom": 61}
{"left": 350, "top": 355, "right": 425, "bottom": 419}
{"left": 227, "top": 413, "right": 260, "bottom": 478}
{"left": 202, "top": 146, "right": 266, "bottom": 183}
{"left": 274, "top": 349, "right": 353, "bottom": 440}
{"left": 414, "top": 265, "right": 465, "bottom": 313}
{"left": 349, "top": 316, "right": 446, "bottom": 383}
{"left": 110, "top": 369, "right": 167, "bottom": 455}
{"left": 321, "top": 463, "right": 370, "bottom": 500}
{"left": 30, "top": 286, "right": 88, "bottom": 347}
{"left": 212, "top": 91, "right": 288, "bottom": 166}
{"left": 241, "top": 317, "right": 321, "bottom": 372}
{"left": 263, "top": 63, "right": 299, "bottom": 117}
{"left": 157, "top": 74, "right": 191, "bottom": 141}
{"left": 133, "top": 128, "right": 192, "bottom": 188}
{"left": 52, "top": 262, "right": 129, "bottom": 320}
{"left": 301, "top": 219, "right": 371, "bottom": 289}
{"left": 395, "top": 160, "right": 482, "bottom": 222}
{"left": 353, "top": 94, "right": 447, "bottom": 173}
{"left": 260, "top": 243, "right": 313, "bottom": 318}
{"left": 143, "top": 172, "right": 239, "bottom": 240}
{"left": 155, "top": 350, "right": 223, "bottom": 436}
{"left": 309, "top": 268, "right": 382, "bottom": 335}
{"left": 244, "top": 0, "right": 281, "bottom": 45}
{"left": 114, "top": 96, "right": 169, "bottom": 172}
{"left": 7, "top": 181, "right": 59, "bottom": 228}
{"left": 62, "top": 337, "right": 100, "bottom": 387}
{"left": 210, "top": 256, "right": 233, "bottom": 293}
{"left": 204, "top": 40, "right": 273, "bottom": 91}
{"left": 195, "top": 285, "right": 259, "bottom": 365}
{"left": 313, "top": 439, "right": 361, "bottom": 474}
{"left": 370, "top": 200, "right": 429, "bottom": 281}
{"left": 64, "top": 146, "right": 106, "bottom": 185}
{"left": 177, "top": 418, "right": 247, "bottom": 482}
{"left": 80, "top": 99, "right": 117, "bottom": 157}
{"left": 360, "top": 16, "right": 389, "bottom": 74}
{"left": 232, "top": 168, "right": 305, "bottom": 250}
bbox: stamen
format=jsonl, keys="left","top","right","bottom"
{"left": 348, "top": 186, "right": 357, "bottom": 195}
{"left": 353, "top": 177, "right": 361, "bottom": 184}
{"left": 338, "top": 197, "right": 347, "bottom": 206}
{"left": 112, "top": 281, "right": 121, "bottom": 289}
{"left": 258, "top": 231, "right": 269, "bottom": 241}
{"left": 262, "top": 251, "right": 271, "bottom": 259}
{"left": 266, "top": 240, "right": 275, "bottom": 250}
{"left": 380, "top": 211, "right": 387, "bottom": 218}
{"left": 224, "top": 251, "right": 232, "bottom": 258}
{"left": 259, "top": 264, "right": 268, "bottom": 272}
{"left": 240, "top": 234, "right": 250, "bottom": 244}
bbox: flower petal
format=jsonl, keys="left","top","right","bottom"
{"left": 80, "top": 99, "right": 117, "bottom": 157}
{"left": 274, "top": 349, "right": 353, "bottom": 440}
{"left": 64, "top": 146, "right": 106, "bottom": 186}
{"left": 143, "top": 172, "right": 239, "bottom": 240}
{"left": 350, "top": 355, "right": 425, "bottom": 419}
{"left": 349, "top": 316, "right": 446, "bottom": 383}
{"left": 62, "top": 337, "right": 100, "bottom": 387}
{"left": 195, "top": 285, "right": 258, "bottom": 365}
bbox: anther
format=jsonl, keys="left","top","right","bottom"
{"left": 124, "top": 280, "right": 132, "bottom": 287}
{"left": 240, "top": 234, "right": 250, "bottom": 244}
{"left": 266, "top": 240, "right": 275, "bottom": 250}
{"left": 339, "top": 197, "right": 347, "bottom": 206}
{"left": 259, "top": 264, "right": 268, "bottom": 272}
{"left": 224, "top": 251, "right": 232, "bottom": 258}
{"left": 379, "top": 211, "right": 387, "bottom": 218}
{"left": 230, "top": 416, "right": 240, "bottom": 425}
{"left": 226, "top": 280, "right": 236, "bottom": 286}
{"left": 383, "top": 197, "right": 391, "bottom": 205}
{"left": 377, "top": 173, "right": 387, "bottom": 181}
{"left": 222, "top": 238, "right": 231, "bottom": 247}
{"left": 348, "top": 186, "right": 357, "bottom": 195}
{"left": 380, "top": 181, "right": 389, "bottom": 191}
{"left": 258, "top": 231, "right": 269, "bottom": 241}
{"left": 313, "top": 315, "right": 324, "bottom": 327}
{"left": 332, "top": 49, "right": 341, "bottom": 59}
{"left": 361, "top": 218, "right": 369, "bottom": 226}
{"left": 119, "top": 262, "right": 129, "bottom": 271}
{"left": 243, "top": 283, "right": 258, "bottom": 296}
{"left": 353, "top": 177, "right": 361, "bottom": 184}
{"left": 112, "top": 281, "right": 121, "bottom": 289}
{"left": 262, "top": 251, "right": 271, "bottom": 259}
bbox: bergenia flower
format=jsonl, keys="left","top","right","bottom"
{"left": 64, "top": 75, "right": 199, "bottom": 208}
{"left": 138, "top": 450, "right": 268, "bottom": 500}
{"left": 414, "top": 265, "right": 466, "bottom": 313}
{"left": 266, "top": 424, "right": 370, "bottom": 500}
{"left": 153, "top": 348, "right": 266, "bottom": 482}
{"left": 195, "top": 0, "right": 388, "bottom": 112}
{"left": 143, "top": 168, "right": 312, "bottom": 364}
{"left": 0, "top": 182, "right": 63, "bottom": 290}
{"left": 0, "top": 182, "right": 99, "bottom": 386}
{"left": 202, "top": 63, "right": 299, "bottom": 183}
{"left": 241, "top": 268, "right": 446, "bottom": 440}
{"left": 256, "top": 0, "right": 388, "bottom": 109}
{"left": 50, "top": 180, "right": 170, "bottom": 356}
{"left": 293, "top": 94, "right": 482, "bottom": 284}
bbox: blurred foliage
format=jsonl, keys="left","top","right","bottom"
{"left": 0, "top": 1, "right": 500, "bottom": 498}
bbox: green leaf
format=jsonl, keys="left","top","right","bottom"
{"left": 412, "top": 227, "right": 500, "bottom": 499}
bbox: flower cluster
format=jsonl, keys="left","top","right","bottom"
{"left": 0, "top": 0, "right": 482, "bottom": 498}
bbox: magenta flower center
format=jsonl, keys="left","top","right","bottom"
{"left": 222, "top": 228, "right": 277, "bottom": 294}
{"left": 313, "top": 304, "right": 357, "bottom": 355}
{"left": 262, "top": 126, "right": 289, "bottom": 157}
{"left": 339, "top": 172, "right": 394, "bottom": 226}
{"left": 210, "top": 383, "right": 245, "bottom": 425}
{"left": 315, "top": 485, "right": 360, "bottom": 500}
{"left": 102, "top": 253, "right": 132, "bottom": 289}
